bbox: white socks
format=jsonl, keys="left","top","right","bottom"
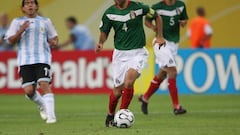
{"left": 26, "top": 91, "right": 45, "bottom": 107}
{"left": 42, "top": 93, "right": 56, "bottom": 119}
{"left": 26, "top": 91, "right": 56, "bottom": 122}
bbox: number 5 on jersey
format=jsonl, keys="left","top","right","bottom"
{"left": 170, "top": 17, "right": 175, "bottom": 26}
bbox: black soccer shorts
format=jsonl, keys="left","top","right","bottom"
{"left": 19, "top": 63, "right": 52, "bottom": 88}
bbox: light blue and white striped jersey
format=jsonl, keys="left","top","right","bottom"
{"left": 5, "top": 16, "right": 58, "bottom": 66}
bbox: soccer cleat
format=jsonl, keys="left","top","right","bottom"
{"left": 174, "top": 106, "right": 187, "bottom": 115}
{"left": 38, "top": 105, "right": 47, "bottom": 121}
{"left": 138, "top": 95, "right": 148, "bottom": 115}
{"left": 105, "top": 114, "right": 114, "bottom": 127}
{"left": 46, "top": 116, "right": 57, "bottom": 124}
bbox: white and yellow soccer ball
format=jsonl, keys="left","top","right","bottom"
{"left": 114, "top": 109, "right": 135, "bottom": 128}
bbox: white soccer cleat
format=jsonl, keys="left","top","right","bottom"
{"left": 46, "top": 116, "right": 57, "bottom": 124}
{"left": 38, "top": 106, "right": 47, "bottom": 121}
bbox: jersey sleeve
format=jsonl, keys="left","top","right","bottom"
{"left": 46, "top": 18, "right": 58, "bottom": 39}
{"left": 204, "top": 24, "right": 213, "bottom": 35}
{"left": 139, "top": 2, "right": 158, "bottom": 21}
{"left": 4, "top": 19, "right": 19, "bottom": 41}
{"left": 99, "top": 13, "right": 112, "bottom": 35}
{"left": 180, "top": 3, "right": 188, "bottom": 20}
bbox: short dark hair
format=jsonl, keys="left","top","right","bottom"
{"left": 196, "top": 7, "right": 205, "bottom": 17}
{"left": 66, "top": 17, "right": 78, "bottom": 24}
{"left": 22, "top": 0, "right": 39, "bottom": 7}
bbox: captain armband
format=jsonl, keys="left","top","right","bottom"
{"left": 146, "top": 8, "right": 155, "bottom": 19}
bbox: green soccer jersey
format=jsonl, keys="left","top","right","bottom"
{"left": 152, "top": 0, "right": 188, "bottom": 43}
{"left": 100, "top": 1, "right": 157, "bottom": 50}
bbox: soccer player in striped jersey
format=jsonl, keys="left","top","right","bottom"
{"left": 5, "top": 0, "right": 58, "bottom": 124}
{"left": 138, "top": 0, "right": 188, "bottom": 115}
{"left": 96, "top": 0, "right": 165, "bottom": 127}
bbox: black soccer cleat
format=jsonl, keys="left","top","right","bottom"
{"left": 174, "top": 106, "right": 187, "bottom": 115}
{"left": 138, "top": 95, "right": 148, "bottom": 115}
{"left": 105, "top": 114, "right": 115, "bottom": 127}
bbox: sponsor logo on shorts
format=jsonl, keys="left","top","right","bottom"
{"left": 115, "top": 79, "right": 121, "bottom": 85}
{"left": 139, "top": 60, "right": 144, "bottom": 67}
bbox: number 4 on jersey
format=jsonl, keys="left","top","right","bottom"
{"left": 122, "top": 23, "right": 128, "bottom": 32}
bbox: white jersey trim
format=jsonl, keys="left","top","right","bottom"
{"left": 156, "top": 6, "right": 184, "bottom": 17}
{"left": 106, "top": 9, "right": 143, "bottom": 22}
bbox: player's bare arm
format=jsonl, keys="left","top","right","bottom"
{"left": 145, "top": 18, "right": 157, "bottom": 32}
{"left": 8, "top": 21, "right": 30, "bottom": 45}
{"left": 96, "top": 32, "right": 108, "bottom": 53}
{"left": 145, "top": 15, "right": 165, "bottom": 48}
{"left": 58, "top": 35, "right": 74, "bottom": 49}
{"left": 48, "top": 36, "right": 58, "bottom": 46}
{"left": 179, "top": 20, "right": 188, "bottom": 28}
{"left": 154, "top": 15, "right": 165, "bottom": 47}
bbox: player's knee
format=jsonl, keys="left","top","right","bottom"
{"left": 168, "top": 67, "right": 177, "bottom": 78}
{"left": 124, "top": 80, "right": 135, "bottom": 89}
{"left": 39, "top": 81, "right": 51, "bottom": 94}
{"left": 158, "top": 70, "right": 167, "bottom": 80}
{"left": 24, "top": 85, "right": 35, "bottom": 97}
{"left": 113, "top": 90, "right": 122, "bottom": 98}
{"left": 163, "top": 71, "right": 168, "bottom": 78}
{"left": 113, "top": 86, "right": 122, "bottom": 97}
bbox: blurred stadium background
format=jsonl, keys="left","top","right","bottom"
{"left": 0, "top": 0, "right": 240, "bottom": 49}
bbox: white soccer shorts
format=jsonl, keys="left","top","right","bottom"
{"left": 153, "top": 39, "right": 179, "bottom": 69}
{"left": 112, "top": 47, "right": 149, "bottom": 87}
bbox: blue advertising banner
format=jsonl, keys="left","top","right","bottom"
{"left": 156, "top": 49, "right": 240, "bottom": 94}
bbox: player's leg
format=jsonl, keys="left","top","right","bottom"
{"left": 166, "top": 66, "right": 186, "bottom": 115}
{"left": 36, "top": 64, "right": 56, "bottom": 124}
{"left": 120, "top": 68, "right": 140, "bottom": 109}
{"left": 20, "top": 65, "right": 47, "bottom": 120}
{"left": 108, "top": 86, "right": 123, "bottom": 115}
{"left": 24, "top": 84, "right": 47, "bottom": 120}
{"left": 24, "top": 85, "right": 48, "bottom": 121}
{"left": 105, "top": 50, "right": 126, "bottom": 127}
{"left": 39, "top": 81, "right": 56, "bottom": 123}
{"left": 138, "top": 69, "right": 167, "bottom": 114}
{"left": 105, "top": 85, "right": 123, "bottom": 127}
{"left": 138, "top": 40, "right": 168, "bottom": 114}
{"left": 144, "top": 69, "right": 167, "bottom": 100}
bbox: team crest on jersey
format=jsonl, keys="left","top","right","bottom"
{"left": 129, "top": 10, "right": 136, "bottom": 19}
{"left": 40, "top": 27, "right": 45, "bottom": 33}
{"left": 176, "top": 8, "right": 181, "bottom": 15}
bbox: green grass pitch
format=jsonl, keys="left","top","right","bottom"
{"left": 0, "top": 94, "right": 239, "bottom": 135}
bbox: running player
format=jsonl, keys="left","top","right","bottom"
{"left": 5, "top": 0, "right": 58, "bottom": 123}
{"left": 96, "top": 0, "right": 165, "bottom": 127}
{"left": 138, "top": 0, "right": 188, "bottom": 115}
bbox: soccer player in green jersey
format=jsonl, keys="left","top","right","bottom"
{"left": 138, "top": 0, "right": 188, "bottom": 115}
{"left": 96, "top": 0, "right": 165, "bottom": 127}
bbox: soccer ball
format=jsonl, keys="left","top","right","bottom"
{"left": 114, "top": 109, "right": 135, "bottom": 128}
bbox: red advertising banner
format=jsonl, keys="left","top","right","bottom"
{"left": 0, "top": 50, "right": 113, "bottom": 94}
